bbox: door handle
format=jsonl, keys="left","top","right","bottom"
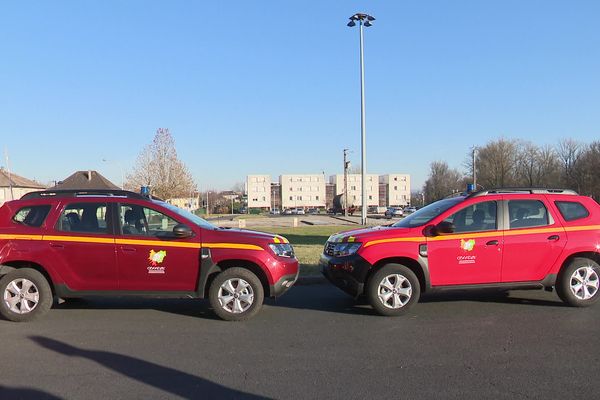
{"left": 547, "top": 235, "right": 560, "bottom": 241}
{"left": 486, "top": 240, "right": 499, "bottom": 246}
{"left": 121, "top": 246, "right": 137, "bottom": 253}
{"left": 49, "top": 243, "right": 64, "bottom": 249}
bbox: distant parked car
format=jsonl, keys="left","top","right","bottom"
{"left": 270, "top": 208, "right": 281, "bottom": 215}
{"left": 384, "top": 207, "right": 404, "bottom": 218}
{"left": 403, "top": 206, "right": 417, "bottom": 215}
{"left": 283, "top": 209, "right": 293, "bottom": 215}
{"left": 295, "top": 208, "right": 306, "bottom": 215}
{"left": 306, "top": 208, "right": 319, "bottom": 214}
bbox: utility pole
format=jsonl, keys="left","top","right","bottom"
{"left": 472, "top": 146, "right": 478, "bottom": 189}
{"left": 343, "top": 148, "right": 349, "bottom": 217}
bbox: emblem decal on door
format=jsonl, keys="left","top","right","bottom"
{"left": 147, "top": 250, "right": 167, "bottom": 274}
{"left": 460, "top": 239, "right": 475, "bottom": 251}
{"left": 458, "top": 239, "right": 477, "bottom": 265}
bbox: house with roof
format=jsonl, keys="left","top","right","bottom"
{"left": 50, "top": 170, "right": 120, "bottom": 191}
{"left": 0, "top": 168, "right": 46, "bottom": 206}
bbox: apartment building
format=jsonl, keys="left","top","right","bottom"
{"left": 330, "top": 174, "right": 380, "bottom": 207}
{"left": 379, "top": 174, "right": 411, "bottom": 206}
{"left": 246, "top": 175, "right": 271, "bottom": 209}
{"left": 280, "top": 174, "right": 326, "bottom": 209}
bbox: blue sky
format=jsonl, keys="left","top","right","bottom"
{"left": 1, "top": 1, "right": 599, "bottom": 191}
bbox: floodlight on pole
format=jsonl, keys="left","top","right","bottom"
{"left": 347, "top": 13, "right": 374, "bottom": 225}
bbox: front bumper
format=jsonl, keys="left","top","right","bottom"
{"left": 320, "top": 253, "right": 373, "bottom": 298}
{"left": 270, "top": 258, "right": 300, "bottom": 297}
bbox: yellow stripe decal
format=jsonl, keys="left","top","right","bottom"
{"left": 115, "top": 238, "right": 201, "bottom": 249}
{"left": 273, "top": 237, "right": 281, "bottom": 244}
{"left": 0, "top": 234, "right": 43, "bottom": 241}
{"left": 43, "top": 235, "right": 115, "bottom": 244}
{"left": 363, "top": 224, "right": 600, "bottom": 248}
{"left": 0, "top": 234, "right": 263, "bottom": 251}
{"left": 564, "top": 225, "right": 600, "bottom": 233}
{"left": 203, "top": 242, "right": 263, "bottom": 251}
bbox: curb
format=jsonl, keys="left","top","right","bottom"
{"left": 296, "top": 275, "right": 327, "bottom": 285}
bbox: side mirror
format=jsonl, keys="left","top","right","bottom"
{"left": 422, "top": 225, "right": 437, "bottom": 237}
{"left": 173, "top": 224, "right": 193, "bottom": 238}
{"left": 436, "top": 221, "right": 455, "bottom": 235}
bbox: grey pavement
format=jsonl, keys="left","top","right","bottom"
{"left": 1, "top": 284, "right": 599, "bottom": 399}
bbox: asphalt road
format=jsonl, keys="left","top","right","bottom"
{"left": 1, "top": 284, "right": 599, "bottom": 400}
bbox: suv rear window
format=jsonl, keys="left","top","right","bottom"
{"left": 555, "top": 201, "right": 590, "bottom": 221}
{"left": 12, "top": 205, "right": 51, "bottom": 227}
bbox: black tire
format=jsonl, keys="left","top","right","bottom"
{"left": 556, "top": 257, "right": 600, "bottom": 307}
{"left": 208, "top": 267, "right": 264, "bottom": 321}
{"left": 367, "top": 264, "right": 420, "bottom": 316}
{"left": 0, "top": 268, "right": 53, "bottom": 322}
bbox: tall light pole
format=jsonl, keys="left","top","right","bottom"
{"left": 348, "top": 13, "right": 374, "bottom": 225}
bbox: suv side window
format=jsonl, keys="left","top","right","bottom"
{"left": 555, "top": 201, "right": 590, "bottom": 221}
{"left": 120, "top": 204, "right": 179, "bottom": 237}
{"left": 444, "top": 201, "right": 497, "bottom": 233}
{"left": 56, "top": 203, "right": 110, "bottom": 234}
{"left": 12, "top": 205, "right": 51, "bottom": 227}
{"left": 508, "top": 200, "right": 549, "bottom": 229}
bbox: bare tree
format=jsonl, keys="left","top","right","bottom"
{"left": 578, "top": 141, "right": 600, "bottom": 201}
{"left": 476, "top": 138, "right": 519, "bottom": 188}
{"left": 557, "top": 138, "right": 584, "bottom": 191}
{"left": 126, "top": 128, "right": 197, "bottom": 199}
{"left": 423, "top": 161, "right": 464, "bottom": 203}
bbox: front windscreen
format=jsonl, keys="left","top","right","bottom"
{"left": 156, "top": 201, "right": 216, "bottom": 230}
{"left": 392, "top": 197, "right": 464, "bottom": 228}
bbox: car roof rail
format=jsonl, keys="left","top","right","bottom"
{"left": 21, "top": 189, "right": 148, "bottom": 200}
{"left": 467, "top": 188, "right": 578, "bottom": 198}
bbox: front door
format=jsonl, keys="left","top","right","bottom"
{"left": 427, "top": 200, "right": 503, "bottom": 286}
{"left": 116, "top": 204, "right": 201, "bottom": 291}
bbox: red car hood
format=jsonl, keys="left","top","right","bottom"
{"left": 328, "top": 225, "right": 422, "bottom": 243}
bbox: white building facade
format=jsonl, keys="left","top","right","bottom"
{"left": 246, "top": 175, "right": 271, "bottom": 209}
{"left": 380, "top": 174, "right": 411, "bottom": 206}
{"left": 330, "top": 174, "right": 380, "bottom": 207}
{"left": 280, "top": 174, "right": 326, "bottom": 209}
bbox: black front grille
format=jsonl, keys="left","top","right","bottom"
{"left": 324, "top": 241, "right": 335, "bottom": 256}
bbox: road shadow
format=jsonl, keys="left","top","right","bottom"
{"left": 30, "top": 336, "right": 270, "bottom": 400}
{"left": 0, "top": 386, "right": 63, "bottom": 400}
{"left": 419, "top": 289, "right": 567, "bottom": 307}
{"left": 53, "top": 297, "right": 221, "bottom": 320}
{"left": 267, "top": 284, "right": 566, "bottom": 316}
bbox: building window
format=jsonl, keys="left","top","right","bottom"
{"left": 351, "top": 186, "right": 356, "bottom": 190}
{"left": 262, "top": 196, "right": 266, "bottom": 201}
{"left": 394, "top": 186, "right": 398, "bottom": 190}
{"left": 394, "top": 177, "right": 398, "bottom": 181}
{"left": 368, "top": 196, "right": 372, "bottom": 200}
{"left": 315, "top": 196, "right": 319, "bottom": 200}
{"left": 297, "top": 196, "right": 302, "bottom": 200}
{"left": 289, "top": 196, "right": 293, "bottom": 200}
{"left": 290, "top": 187, "right": 293, "bottom": 191}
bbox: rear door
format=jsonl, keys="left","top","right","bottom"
{"left": 501, "top": 196, "right": 566, "bottom": 282}
{"left": 115, "top": 203, "right": 201, "bottom": 291}
{"left": 45, "top": 201, "right": 118, "bottom": 291}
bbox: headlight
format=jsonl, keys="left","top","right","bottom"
{"left": 268, "top": 243, "right": 295, "bottom": 258}
{"left": 330, "top": 242, "right": 361, "bottom": 257}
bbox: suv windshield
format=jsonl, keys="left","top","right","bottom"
{"left": 392, "top": 197, "right": 464, "bottom": 228}
{"left": 156, "top": 201, "right": 216, "bottom": 230}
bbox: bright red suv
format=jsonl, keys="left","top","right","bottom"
{"left": 0, "top": 190, "right": 298, "bottom": 321}
{"left": 321, "top": 189, "right": 600, "bottom": 316}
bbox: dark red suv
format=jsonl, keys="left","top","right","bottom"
{"left": 321, "top": 189, "right": 600, "bottom": 316}
{"left": 0, "top": 190, "right": 298, "bottom": 321}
